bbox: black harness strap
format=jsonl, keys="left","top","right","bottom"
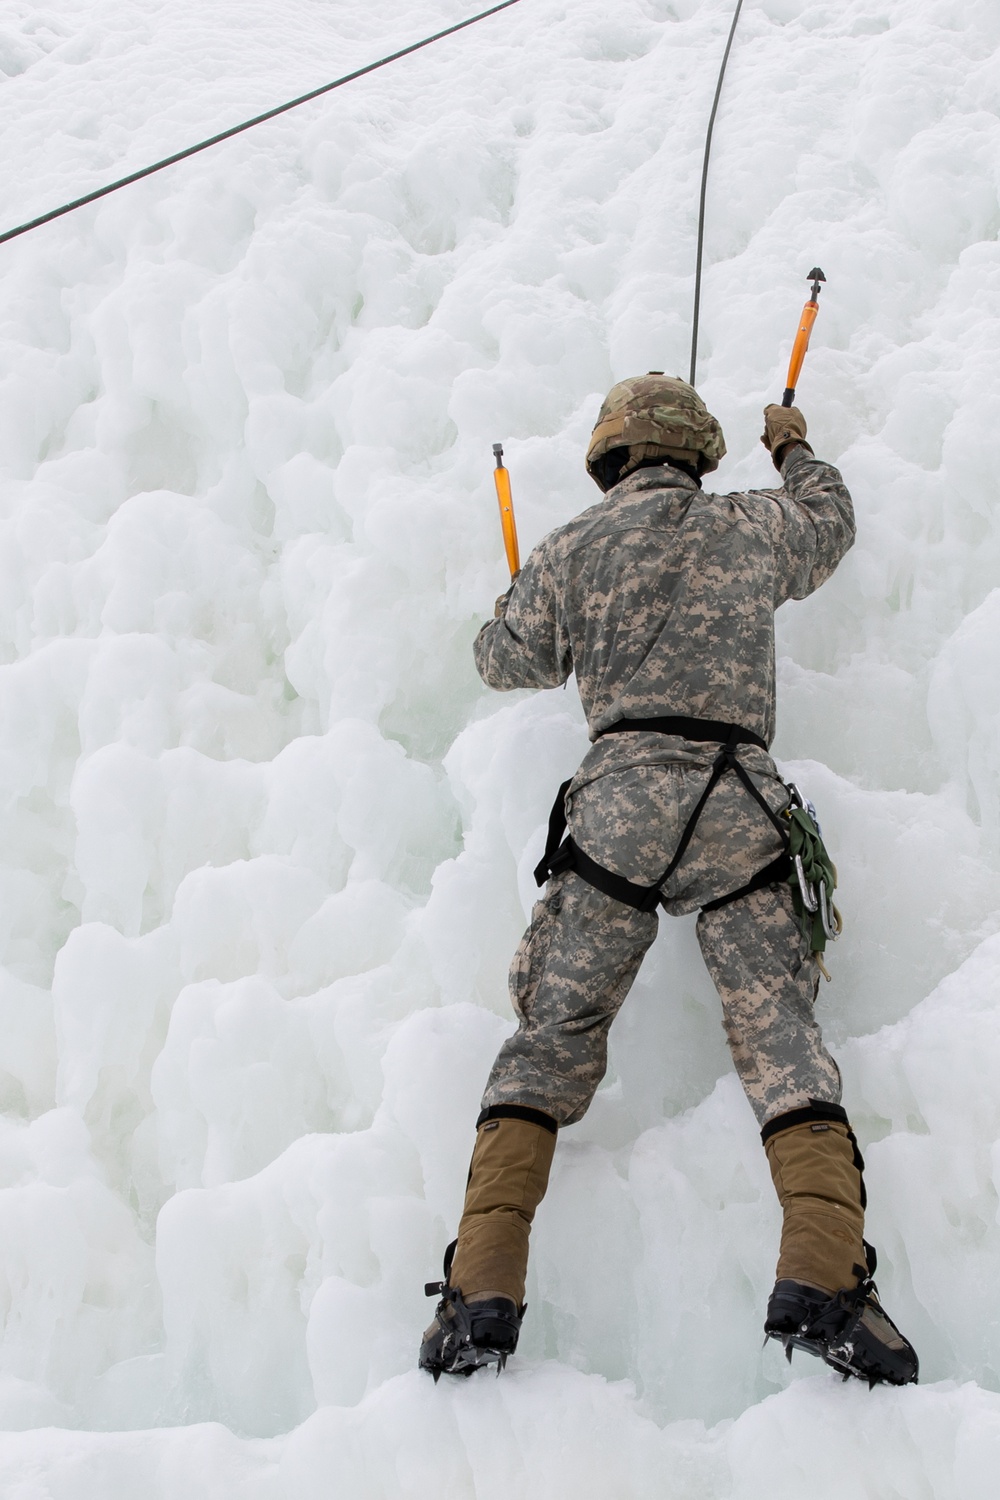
{"left": 537, "top": 777, "right": 573, "bottom": 879}
{"left": 555, "top": 835, "right": 664, "bottom": 912}
{"left": 599, "top": 715, "right": 766, "bottom": 750}
{"left": 533, "top": 779, "right": 664, "bottom": 911}
{"left": 533, "top": 716, "right": 791, "bottom": 914}
{"left": 700, "top": 849, "right": 791, "bottom": 912}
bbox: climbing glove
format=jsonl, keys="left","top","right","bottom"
{"left": 494, "top": 574, "right": 518, "bottom": 618}
{"left": 760, "top": 404, "right": 812, "bottom": 470}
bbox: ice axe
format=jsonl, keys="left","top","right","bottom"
{"left": 492, "top": 443, "right": 521, "bottom": 579}
{"left": 781, "top": 268, "right": 826, "bottom": 407}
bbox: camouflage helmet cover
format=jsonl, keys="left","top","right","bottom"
{"left": 586, "top": 374, "right": 727, "bottom": 478}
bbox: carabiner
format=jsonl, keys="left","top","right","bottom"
{"left": 820, "top": 888, "right": 841, "bottom": 942}
{"left": 794, "top": 854, "right": 819, "bottom": 913}
{"left": 784, "top": 782, "right": 824, "bottom": 838}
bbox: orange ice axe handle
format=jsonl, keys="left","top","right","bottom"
{"left": 781, "top": 267, "right": 826, "bottom": 408}
{"left": 492, "top": 443, "right": 520, "bottom": 579}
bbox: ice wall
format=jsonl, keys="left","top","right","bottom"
{"left": 1, "top": 0, "right": 1000, "bottom": 1493}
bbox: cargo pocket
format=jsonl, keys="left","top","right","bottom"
{"left": 508, "top": 875, "right": 564, "bottom": 1021}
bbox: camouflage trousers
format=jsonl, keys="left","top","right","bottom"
{"left": 482, "top": 747, "right": 843, "bottom": 1127}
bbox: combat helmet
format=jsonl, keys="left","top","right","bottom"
{"left": 585, "top": 374, "right": 726, "bottom": 491}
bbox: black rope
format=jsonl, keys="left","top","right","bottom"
{"left": 0, "top": 0, "right": 523, "bottom": 248}
{"left": 688, "top": 0, "right": 745, "bottom": 387}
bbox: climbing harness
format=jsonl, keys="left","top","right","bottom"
{"left": 534, "top": 717, "right": 783, "bottom": 913}
{"left": 533, "top": 716, "right": 841, "bottom": 957}
{"left": 492, "top": 444, "right": 521, "bottom": 579}
{"left": 0, "top": 0, "right": 523, "bottom": 248}
{"left": 689, "top": 0, "right": 746, "bottom": 387}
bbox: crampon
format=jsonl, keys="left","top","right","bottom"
{"left": 764, "top": 1245, "right": 918, "bottom": 1388}
{"left": 419, "top": 1240, "right": 522, "bottom": 1380}
{"left": 419, "top": 1283, "right": 522, "bottom": 1380}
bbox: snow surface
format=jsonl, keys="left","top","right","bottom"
{"left": 1, "top": 0, "right": 1000, "bottom": 1492}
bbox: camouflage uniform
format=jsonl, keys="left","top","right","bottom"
{"left": 474, "top": 442, "right": 855, "bottom": 1128}
{"left": 422, "top": 406, "right": 917, "bottom": 1386}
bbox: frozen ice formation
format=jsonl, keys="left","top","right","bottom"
{"left": 1, "top": 0, "right": 1000, "bottom": 1493}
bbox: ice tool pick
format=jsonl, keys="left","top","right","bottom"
{"left": 781, "top": 268, "right": 826, "bottom": 407}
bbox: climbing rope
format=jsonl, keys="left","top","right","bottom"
{"left": 0, "top": 0, "right": 522, "bottom": 248}
{"left": 688, "top": 0, "right": 746, "bottom": 387}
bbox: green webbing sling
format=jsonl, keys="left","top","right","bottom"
{"left": 785, "top": 804, "right": 842, "bottom": 962}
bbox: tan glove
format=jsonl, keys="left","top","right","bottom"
{"left": 760, "top": 404, "right": 812, "bottom": 469}
{"left": 494, "top": 573, "right": 519, "bottom": 617}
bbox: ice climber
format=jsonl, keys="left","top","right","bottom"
{"left": 420, "top": 376, "right": 919, "bottom": 1388}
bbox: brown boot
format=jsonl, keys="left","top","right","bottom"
{"left": 763, "top": 1104, "right": 866, "bottom": 1293}
{"left": 449, "top": 1107, "right": 558, "bottom": 1303}
{"left": 762, "top": 1103, "right": 919, "bottom": 1386}
{"left": 419, "top": 1106, "right": 557, "bottom": 1378}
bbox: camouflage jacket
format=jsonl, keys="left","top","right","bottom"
{"left": 473, "top": 444, "right": 854, "bottom": 753}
